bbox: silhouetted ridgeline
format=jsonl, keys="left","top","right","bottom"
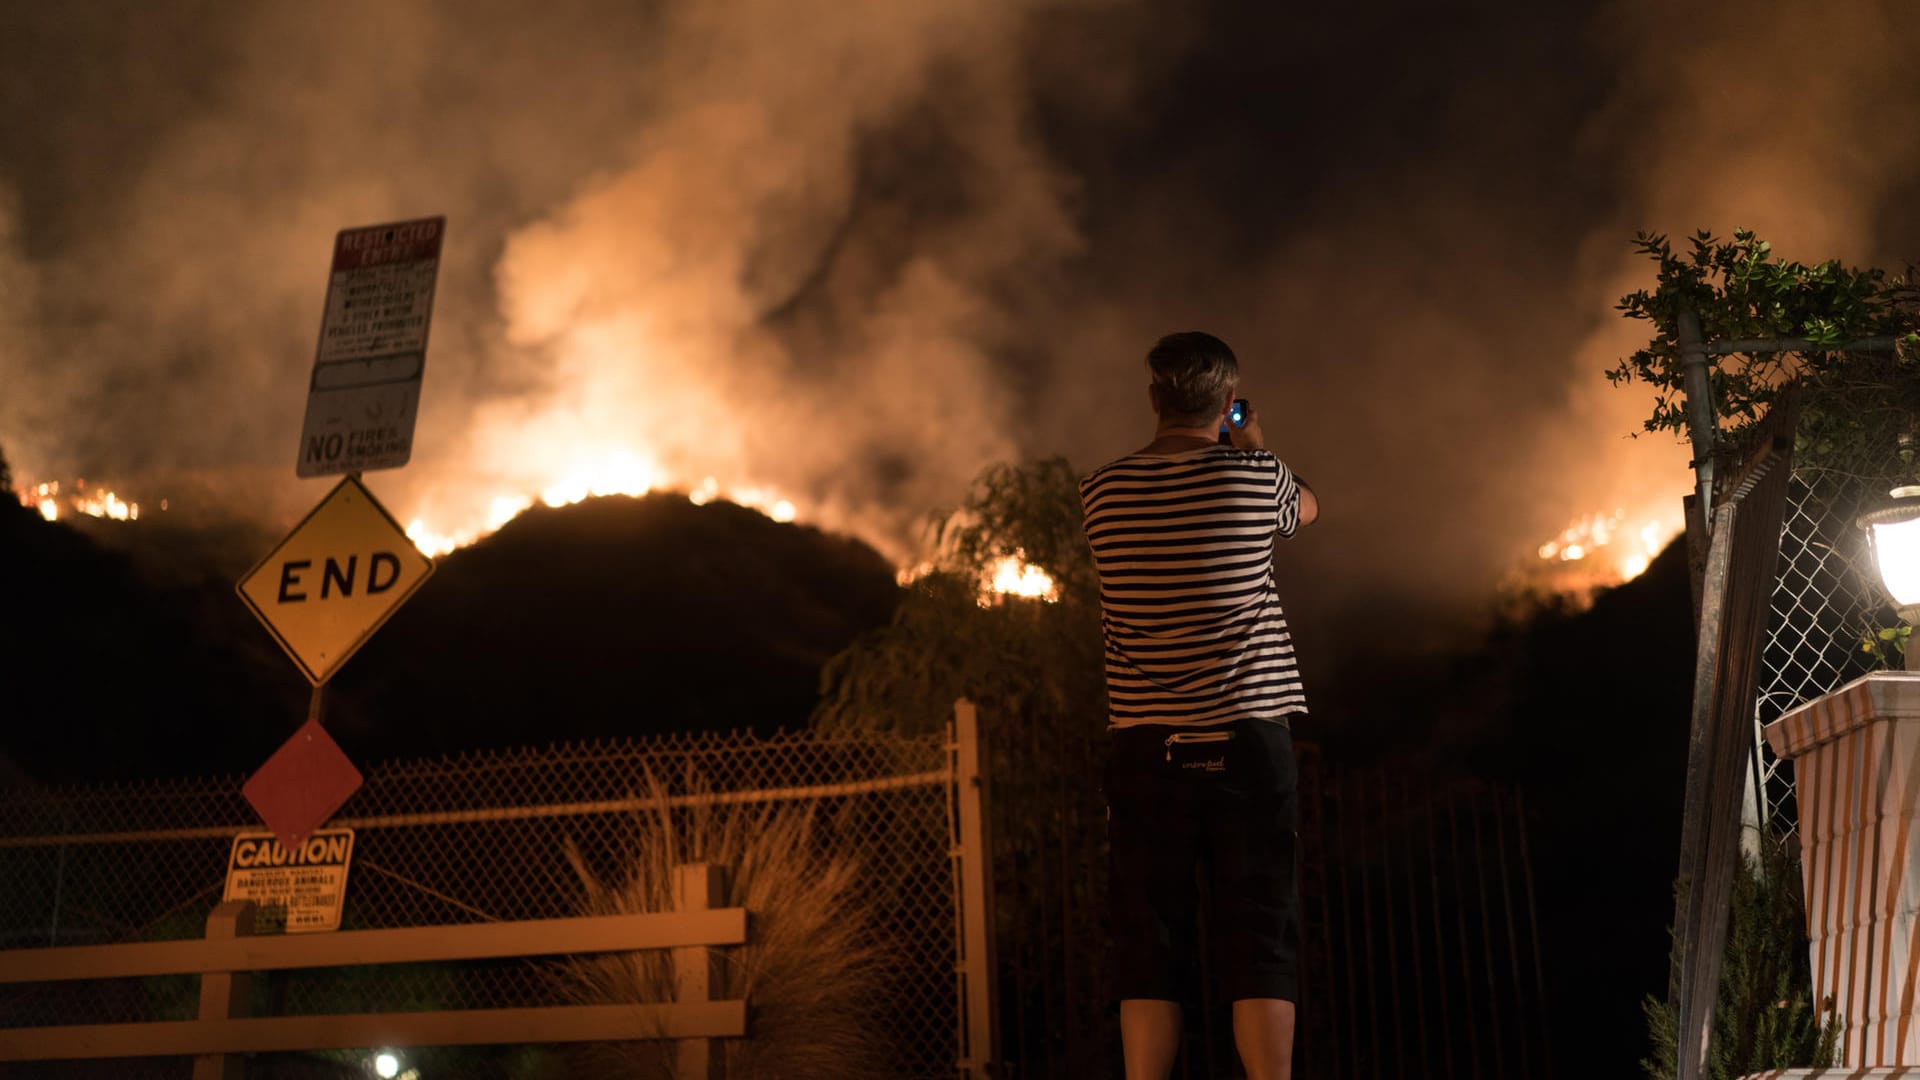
{"left": 0, "top": 493, "right": 900, "bottom": 781}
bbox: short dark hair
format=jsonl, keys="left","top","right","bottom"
{"left": 1147, "top": 331, "right": 1238, "bottom": 423}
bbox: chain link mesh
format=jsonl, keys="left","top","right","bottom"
{"left": 1750, "top": 388, "right": 1909, "bottom": 842}
{"left": 0, "top": 727, "right": 958, "bottom": 1078}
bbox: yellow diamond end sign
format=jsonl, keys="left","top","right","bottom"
{"left": 238, "top": 475, "right": 433, "bottom": 685}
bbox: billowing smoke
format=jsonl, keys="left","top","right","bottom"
{"left": 1542, "top": 0, "right": 1920, "bottom": 562}
{"left": 462, "top": 1, "right": 1084, "bottom": 555}
{"left": 4, "top": 1, "right": 1920, "bottom": 643}
{"left": 0, "top": 1, "right": 1094, "bottom": 560}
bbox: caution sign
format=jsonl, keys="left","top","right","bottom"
{"left": 223, "top": 828, "right": 354, "bottom": 933}
{"left": 296, "top": 216, "right": 445, "bottom": 478}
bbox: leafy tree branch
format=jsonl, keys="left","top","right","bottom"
{"left": 812, "top": 457, "right": 1102, "bottom": 738}
{"left": 1610, "top": 229, "right": 1920, "bottom": 475}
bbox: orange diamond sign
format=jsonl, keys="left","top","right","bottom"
{"left": 238, "top": 475, "right": 433, "bottom": 684}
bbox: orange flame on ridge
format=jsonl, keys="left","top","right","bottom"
{"left": 1536, "top": 504, "right": 1682, "bottom": 585}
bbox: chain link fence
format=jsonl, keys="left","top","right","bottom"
{"left": 0, "top": 726, "right": 958, "bottom": 1079}
{"left": 1750, "top": 387, "right": 1909, "bottom": 843}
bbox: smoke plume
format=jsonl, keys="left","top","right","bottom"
{"left": 4, "top": 1, "right": 1920, "bottom": 646}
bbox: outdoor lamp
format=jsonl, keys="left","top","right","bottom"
{"left": 1860, "top": 484, "right": 1920, "bottom": 670}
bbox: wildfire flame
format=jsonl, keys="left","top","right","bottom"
{"left": 20, "top": 480, "right": 147, "bottom": 524}
{"left": 987, "top": 554, "right": 1059, "bottom": 603}
{"left": 402, "top": 449, "right": 804, "bottom": 557}
{"left": 18, "top": 461, "right": 1679, "bottom": 617}
{"left": 893, "top": 549, "right": 1059, "bottom": 606}
{"left": 1536, "top": 506, "right": 1682, "bottom": 585}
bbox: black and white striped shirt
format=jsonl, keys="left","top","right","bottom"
{"left": 1079, "top": 445, "right": 1307, "bottom": 730}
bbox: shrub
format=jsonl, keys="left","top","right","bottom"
{"left": 1642, "top": 838, "right": 1840, "bottom": 1079}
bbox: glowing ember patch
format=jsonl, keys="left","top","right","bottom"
{"left": 75, "top": 490, "right": 136, "bottom": 521}
{"left": 894, "top": 554, "right": 1059, "bottom": 603}
{"left": 20, "top": 478, "right": 145, "bottom": 525}
{"left": 985, "top": 554, "right": 1058, "bottom": 604}
{"left": 1533, "top": 505, "right": 1683, "bottom": 588}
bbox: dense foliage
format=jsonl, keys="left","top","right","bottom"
{"left": 1641, "top": 839, "right": 1839, "bottom": 1080}
{"left": 810, "top": 457, "right": 1103, "bottom": 738}
{"left": 809, "top": 458, "right": 1120, "bottom": 1069}
{"left": 1610, "top": 229, "right": 1920, "bottom": 475}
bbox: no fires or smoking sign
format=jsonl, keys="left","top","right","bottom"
{"left": 296, "top": 216, "right": 445, "bottom": 478}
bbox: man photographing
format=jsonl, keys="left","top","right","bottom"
{"left": 1079, "top": 331, "right": 1318, "bottom": 1080}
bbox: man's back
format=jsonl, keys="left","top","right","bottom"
{"left": 1080, "top": 443, "right": 1307, "bottom": 730}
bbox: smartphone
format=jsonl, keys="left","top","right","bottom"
{"left": 1217, "top": 398, "right": 1250, "bottom": 445}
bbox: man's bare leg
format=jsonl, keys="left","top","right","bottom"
{"left": 1120, "top": 998, "right": 1182, "bottom": 1080}
{"left": 1231, "top": 998, "right": 1295, "bottom": 1080}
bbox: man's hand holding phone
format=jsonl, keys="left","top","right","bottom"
{"left": 1219, "top": 397, "right": 1265, "bottom": 451}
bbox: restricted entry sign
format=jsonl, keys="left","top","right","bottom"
{"left": 296, "top": 216, "right": 445, "bottom": 478}
{"left": 224, "top": 828, "right": 355, "bottom": 934}
{"left": 237, "top": 474, "right": 433, "bottom": 684}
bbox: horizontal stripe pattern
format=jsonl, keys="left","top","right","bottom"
{"left": 1080, "top": 446, "right": 1307, "bottom": 731}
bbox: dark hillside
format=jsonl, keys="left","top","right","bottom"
{"left": 326, "top": 494, "right": 902, "bottom": 759}
{"left": 0, "top": 498, "right": 302, "bottom": 782}
{"left": 0, "top": 492, "right": 901, "bottom": 780}
{"left": 1446, "top": 538, "right": 1696, "bottom": 1076}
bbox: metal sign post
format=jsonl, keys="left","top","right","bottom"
{"left": 232, "top": 215, "right": 447, "bottom": 913}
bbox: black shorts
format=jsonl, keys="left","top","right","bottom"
{"left": 1104, "top": 717, "right": 1300, "bottom": 1004}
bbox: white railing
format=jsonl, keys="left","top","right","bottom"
{"left": 0, "top": 862, "right": 746, "bottom": 1080}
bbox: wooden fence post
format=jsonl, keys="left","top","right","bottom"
{"left": 953, "top": 698, "right": 999, "bottom": 1079}
{"left": 191, "top": 900, "right": 255, "bottom": 1080}
{"left": 674, "top": 863, "right": 727, "bottom": 1080}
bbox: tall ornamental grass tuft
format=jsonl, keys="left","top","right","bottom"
{"left": 551, "top": 764, "right": 894, "bottom": 1078}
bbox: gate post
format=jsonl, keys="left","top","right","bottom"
{"left": 192, "top": 900, "right": 256, "bottom": 1080}
{"left": 953, "top": 699, "right": 999, "bottom": 1078}
{"left": 674, "top": 863, "right": 727, "bottom": 1080}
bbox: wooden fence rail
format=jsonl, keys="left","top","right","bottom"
{"left": 0, "top": 861, "right": 747, "bottom": 1080}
